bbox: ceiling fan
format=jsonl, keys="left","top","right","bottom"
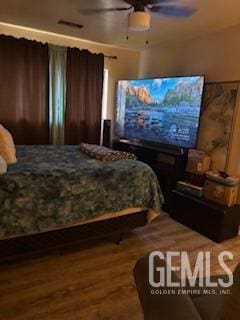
{"left": 79, "top": 0, "right": 197, "bottom": 31}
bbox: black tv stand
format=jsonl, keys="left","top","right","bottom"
{"left": 118, "top": 139, "right": 185, "bottom": 155}
{"left": 113, "top": 139, "right": 188, "bottom": 211}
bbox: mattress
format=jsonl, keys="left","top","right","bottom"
{"left": 0, "top": 145, "right": 164, "bottom": 240}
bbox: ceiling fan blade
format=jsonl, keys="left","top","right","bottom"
{"left": 150, "top": 5, "right": 197, "bottom": 18}
{"left": 79, "top": 7, "right": 131, "bottom": 15}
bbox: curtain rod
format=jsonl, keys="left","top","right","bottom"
{"left": 104, "top": 55, "right": 117, "bottom": 60}
{"left": 1, "top": 33, "right": 118, "bottom": 60}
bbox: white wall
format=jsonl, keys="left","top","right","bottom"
{"left": 139, "top": 24, "right": 240, "bottom": 176}
{"left": 139, "top": 24, "right": 240, "bottom": 82}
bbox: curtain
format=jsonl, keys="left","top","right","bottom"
{"left": 48, "top": 45, "right": 67, "bottom": 145}
{"left": 0, "top": 35, "right": 49, "bottom": 144}
{"left": 65, "top": 48, "right": 104, "bottom": 145}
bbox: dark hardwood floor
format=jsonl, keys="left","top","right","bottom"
{"left": 0, "top": 214, "right": 239, "bottom": 320}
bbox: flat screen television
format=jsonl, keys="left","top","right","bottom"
{"left": 114, "top": 76, "right": 204, "bottom": 149}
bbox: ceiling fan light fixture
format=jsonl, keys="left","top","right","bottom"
{"left": 128, "top": 11, "right": 150, "bottom": 31}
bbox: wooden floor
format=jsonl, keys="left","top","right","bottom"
{"left": 0, "top": 214, "right": 240, "bottom": 320}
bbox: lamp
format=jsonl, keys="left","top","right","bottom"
{"left": 128, "top": 11, "right": 150, "bottom": 31}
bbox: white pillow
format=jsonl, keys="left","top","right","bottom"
{"left": 0, "top": 124, "right": 17, "bottom": 164}
{"left": 0, "top": 154, "right": 7, "bottom": 174}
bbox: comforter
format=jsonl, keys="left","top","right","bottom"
{"left": 0, "top": 145, "right": 164, "bottom": 239}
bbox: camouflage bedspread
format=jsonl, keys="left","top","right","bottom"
{"left": 0, "top": 145, "right": 163, "bottom": 240}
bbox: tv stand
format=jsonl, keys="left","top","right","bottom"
{"left": 113, "top": 139, "right": 188, "bottom": 211}
{"left": 118, "top": 139, "right": 185, "bottom": 155}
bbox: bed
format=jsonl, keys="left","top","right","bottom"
{"left": 0, "top": 145, "right": 164, "bottom": 259}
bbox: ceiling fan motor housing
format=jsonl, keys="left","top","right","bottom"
{"left": 128, "top": 11, "right": 150, "bottom": 31}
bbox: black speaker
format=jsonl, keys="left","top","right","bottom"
{"left": 102, "top": 119, "right": 111, "bottom": 148}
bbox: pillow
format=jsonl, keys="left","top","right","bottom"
{"left": 0, "top": 154, "right": 7, "bottom": 174}
{"left": 80, "top": 143, "right": 137, "bottom": 161}
{"left": 0, "top": 124, "right": 17, "bottom": 164}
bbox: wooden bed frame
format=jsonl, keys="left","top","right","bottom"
{"left": 0, "top": 210, "right": 148, "bottom": 262}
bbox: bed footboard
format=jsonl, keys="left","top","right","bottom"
{"left": 0, "top": 210, "right": 148, "bottom": 262}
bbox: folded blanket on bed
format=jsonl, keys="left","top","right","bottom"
{"left": 80, "top": 143, "right": 137, "bottom": 161}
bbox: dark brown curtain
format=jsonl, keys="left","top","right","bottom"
{"left": 65, "top": 48, "right": 104, "bottom": 144}
{"left": 0, "top": 35, "right": 49, "bottom": 144}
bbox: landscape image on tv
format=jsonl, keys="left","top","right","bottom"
{"left": 115, "top": 76, "right": 204, "bottom": 148}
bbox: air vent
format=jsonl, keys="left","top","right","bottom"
{"left": 58, "top": 20, "right": 83, "bottom": 29}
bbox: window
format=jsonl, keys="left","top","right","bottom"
{"left": 102, "top": 69, "right": 109, "bottom": 120}
{"left": 100, "top": 69, "right": 109, "bottom": 145}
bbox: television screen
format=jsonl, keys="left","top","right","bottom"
{"left": 114, "top": 76, "right": 204, "bottom": 148}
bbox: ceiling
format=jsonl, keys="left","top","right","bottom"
{"left": 0, "top": 0, "right": 240, "bottom": 49}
